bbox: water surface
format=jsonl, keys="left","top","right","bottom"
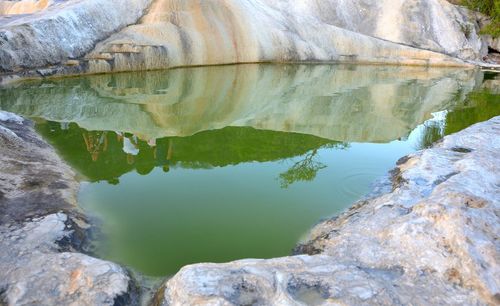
{"left": 1, "top": 64, "right": 498, "bottom": 276}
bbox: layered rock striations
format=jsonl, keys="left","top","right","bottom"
{"left": 154, "top": 117, "right": 500, "bottom": 305}
{"left": 0, "top": 0, "right": 489, "bottom": 80}
{"left": 84, "top": 0, "right": 475, "bottom": 73}
{"left": 310, "top": 0, "right": 487, "bottom": 60}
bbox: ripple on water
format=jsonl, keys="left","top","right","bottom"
{"left": 340, "top": 169, "right": 381, "bottom": 199}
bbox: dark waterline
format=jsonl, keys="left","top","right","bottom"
{"left": 1, "top": 64, "right": 498, "bottom": 276}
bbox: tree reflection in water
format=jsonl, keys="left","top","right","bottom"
{"left": 35, "top": 123, "right": 341, "bottom": 185}
{"left": 278, "top": 143, "right": 348, "bottom": 188}
{"left": 82, "top": 131, "right": 108, "bottom": 162}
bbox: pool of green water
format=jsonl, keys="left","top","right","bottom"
{"left": 1, "top": 64, "right": 498, "bottom": 276}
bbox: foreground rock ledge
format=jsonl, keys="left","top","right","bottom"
{"left": 1, "top": 110, "right": 499, "bottom": 305}
{"left": 0, "top": 112, "right": 134, "bottom": 305}
{"left": 156, "top": 117, "right": 500, "bottom": 306}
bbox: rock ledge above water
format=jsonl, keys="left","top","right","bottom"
{"left": 0, "top": 111, "right": 136, "bottom": 306}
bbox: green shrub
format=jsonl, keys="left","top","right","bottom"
{"left": 462, "top": 0, "right": 500, "bottom": 37}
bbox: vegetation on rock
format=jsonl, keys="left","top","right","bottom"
{"left": 462, "top": 0, "right": 500, "bottom": 37}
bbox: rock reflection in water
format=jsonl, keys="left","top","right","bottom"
{"left": 0, "top": 64, "right": 481, "bottom": 142}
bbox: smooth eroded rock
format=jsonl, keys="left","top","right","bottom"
{"left": 0, "top": 0, "right": 480, "bottom": 80}
{"left": 86, "top": 0, "right": 471, "bottom": 73}
{"left": 0, "top": 0, "right": 152, "bottom": 71}
{"left": 0, "top": 110, "right": 78, "bottom": 224}
{"left": 305, "top": 0, "right": 487, "bottom": 60}
{"left": 0, "top": 213, "right": 131, "bottom": 306}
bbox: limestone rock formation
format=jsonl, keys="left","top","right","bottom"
{"left": 0, "top": 0, "right": 151, "bottom": 71}
{"left": 0, "top": 111, "right": 136, "bottom": 305}
{"left": 0, "top": 0, "right": 52, "bottom": 15}
{"left": 85, "top": 0, "right": 472, "bottom": 74}
{"left": 155, "top": 116, "right": 500, "bottom": 305}
{"left": 297, "top": 0, "right": 487, "bottom": 60}
{"left": 1, "top": 0, "right": 485, "bottom": 79}
{"left": 0, "top": 213, "right": 131, "bottom": 305}
{"left": 0, "top": 111, "right": 78, "bottom": 223}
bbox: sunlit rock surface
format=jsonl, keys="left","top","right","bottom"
{"left": 0, "top": 0, "right": 151, "bottom": 71}
{"left": 0, "top": 214, "right": 131, "bottom": 305}
{"left": 86, "top": 0, "right": 471, "bottom": 73}
{"left": 0, "top": 0, "right": 52, "bottom": 15}
{"left": 309, "top": 0, "right": 487, "bottom": 60}
{"left": 0, "top": 65, "right": 482, "bottom": 142}
{"left": 0, "top": 0, "right": 479, "bottom": 76}
{"left": 0, "top": 112, "right": 135, "bottom": 305}
{"left": 155, "top": 117, "right": 500, "bottom": 305}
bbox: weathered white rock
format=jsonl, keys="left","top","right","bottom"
{"left": 155, "top": 116, "right": 500, "bottom": 305}
{"left": 0, "top": 110, "right": 22, "bottom": 123}
{"left": 86, "top": 0, "right": 472, "bottom": 74}
{"left": 0, "top": 110, "right": 78, "bottom": 223}
{"left": 1, "top": 0, "right": 481, "bottom": 77}
{"left": 0, "top": 213, "right": 131, "bottom": 306}
{"left": 0, "top": 0, "right": 53, "bottom": 15}
{"left": 304, "top": 0, "right": 487, "bottom": 60}
{"left": 0, "top": 0, "right": 151, "bottom": 71}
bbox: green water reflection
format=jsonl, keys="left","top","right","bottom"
{"left": 1, "top": 65, "right": 498, "bottom": 276}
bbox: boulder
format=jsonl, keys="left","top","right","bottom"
{"left": 0, "top": 213, "right": 132, "bottom": 306}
